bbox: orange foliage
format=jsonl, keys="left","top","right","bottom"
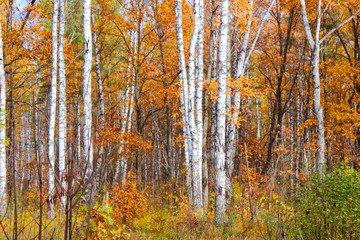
{"left": 110, "top": 173, "right": 147, "bottom": 225}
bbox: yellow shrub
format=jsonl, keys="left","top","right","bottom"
{"left": 110, "top": 173, "right": 147, "bottom": 225}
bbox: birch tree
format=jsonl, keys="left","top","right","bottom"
{"left": 299, "top": 0, "right": 360, "bottom": 175}
{"left": 174, "top": 0, "right": 192, "bottom": 202}
{"left": 47, "top": 0, "right": 59, "bottom": 218}
{"left": 175, "top": 0, "right": 204, "bottom": 214}
{"left": 210, "top": 25, "right": 218, "bottom": 180}
{"left": 83, "top": 0, "right": 93, "bottom": 196}
{"left": 0, "top": 18, "right": 7, "bottom": 216}
{"left": 58, "top": 0, "right": 66, "bottom": 208}
{"left": 92, "top": 9, "right": 105, "bottom": 198}
{"left": 186, "top": 0, "right": 200, "bottom": 210}
{"left": 191, "top": 0, "right": 204, "bottom": 214}
{"left": 215, "top": 0, "right": 229, "bottom": 224}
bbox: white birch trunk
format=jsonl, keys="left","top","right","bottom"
{"left": 175, "top": 0, "right": 205, "bottom": 213}
{"left": 92, "top": 10, "right": 108, "bottom": 203}
{"left": 312, "top": 46, "right": 325, "bottom": 174}
{"left": 91, "top": 10, "right": 106, "bottom": 199}
{"left": 174, "top": 0, "right": 192, "bottom": 202}
{"left": 114, "top": 88, "right": 129, "bottom": 181}
{"left": 58, "top": 0, "right": 67, "bottom": 209}
{"left": 215, "top": 0, "right": 229, "bottom": 224}
{"left": 48, "top": 0, "right": 59, "bottom": 218}
{"left": 299, "top": 0, "right": 325, "bottom": 175}
{"left": 20, "top": 115, "right": 25, "bottom": 194}
{"left": 210, "top": 28, "right": 218, "bottom": 166}
{"left": 121, "top": 82, "right": 135, "bottom": 182}
{"left": 0, "top": 19, "right": 7, "bottom": 216}
{"left": 193, "top": 0, "right": 204, "bottom": 214}
{"left": 77, "top": 102, "right": 81, "bottom": 166}
{"left": 299, "top": 0, "right": 360, "bottom": 175}
{"left": 83, "top": 0, "right": 93, "bottom": 192}
{"left": 256, "top": 97, "right": 261, "bottom": 140}
{"left": 187, "top": 1, "right": 200, "bottom": 209}
{"left": 313, "top": 0, "right": 324, "bottom": 171}
{"left": 21, "top": 112, "right": 31, "bottom": 192}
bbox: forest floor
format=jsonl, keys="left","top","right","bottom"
{"left": 4, "top": 167, "right": 360, "bottom": 239}
{"left": 0, "top": 178, "right": 294, "bottom": 240}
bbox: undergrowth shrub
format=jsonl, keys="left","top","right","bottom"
{"left": 78, "top": 203, "right": 126, "bottom": 239}
{"left": 110, "top": 173, "right": 147, "bottom": 225}
{"left": 294, "top": 167, "right": 360, "bottom": 239}
{"left": 77, "top": 174, "right": 146, "bottom": 239}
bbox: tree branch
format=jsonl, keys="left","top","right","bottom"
{"left": 320, "top": 8, "right": 360, "bottom": 45}
{"left": 299, "top": 0, "right": 315, "bottom": 49}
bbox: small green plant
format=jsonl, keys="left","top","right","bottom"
{"left": 78, "top": 203, "right": 126, "bottom": 239}
{"left": 294, "top": 167, "right": 360, "bottom": 239}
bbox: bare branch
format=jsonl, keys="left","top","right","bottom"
{"left": 320, "top": 0, "right": 332, "bottom": 19}
{"left": 320, "top": 8, "right": 360, "bottom": 44}
{"left": 244, "top": 0, "right": 276, "bottom": 70}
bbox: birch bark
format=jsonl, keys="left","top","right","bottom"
{"left": 175, "top": 0, "right": 204, "bottom": 213}
{"left": 121, "top": 82, "right": 135, "bottom": 182}
{"left": 92, "top": 10, "right": 106, "bottom": 195}
{"left": 83, "top": 0, "right": 93, "bottom": 195}
{"left": 210, "top": 29, "right": 218, "bottom": 168}
{"left": 187, "top": 0, "right": 200, "bottom": 211}
{"left": 114, "top": 88, "right": 129, "bottom": 181}
{"left": 299, "top": 0, "right": 325, "bottom": 174}
{"left": 174, "top": 0, "right": 192, "bottom": 203}
{"left": 58, "top": 0, "right": 67, "bottom": 209}
{"left": 192, "top": 0, "right": 204, "bottom": 214}
{"left": 47, "top": 0, "right": 59, "bottom": 218}
{"left": 215, "top": 0, "right": 229, "bottom": 224}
